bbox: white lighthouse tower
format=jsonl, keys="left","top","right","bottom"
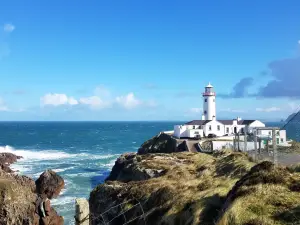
{"left": 202, "top": 83, "right": 216, "bottom": 120}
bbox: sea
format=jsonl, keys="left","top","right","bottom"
{"left": 0, "top": 121, "right": 299, "bottom": 224}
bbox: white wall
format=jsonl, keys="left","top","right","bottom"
{"left": 174, "top": 125, "right": 204, "bottom": 138}
{"left": 174, "top": 125, "right": 186, "bottom": 138}
{"left": 204, "top": 121, "right": 224, "bottom": 137}
{"left": 256, "top": 129, "right": 287, "bottom": 145}
{"left": 188, "top": 129, "right": 204, "bottom": 138}
{"left": 203, "top": 95, "right": 216, "bottom": 120}
{"left": 212, "top": 141, "right": 265, "bottom": 151}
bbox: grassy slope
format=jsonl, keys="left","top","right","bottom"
{"left": 92, "top": 150, "right": 300, "bottom": 225}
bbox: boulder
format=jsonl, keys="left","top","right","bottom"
{"left": 138, "top": 133, "right": 181, "bottom": 154}
{"left": 36, "top": 170, "right": 65, "bottom": 198}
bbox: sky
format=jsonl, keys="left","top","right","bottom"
{"left": 0, "top": 0, "right": 300, "bottom": 121}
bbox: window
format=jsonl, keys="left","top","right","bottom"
{"left": 204, "top": 110, "right": 207, "bottom": 114}
{"left": 226, "top": 127, "right": 229, "bottom": 133}
{"left": 268, "top": 131, "right": 271, "bottom": 135}
{"left": 213, "top": 99, "right": 215, "bottom": 102}
{"left": 277, "top": 131, "right": 280, "bottom": 136}
{"left": 277, "top": 138, "right": 279, "bottom": 144}
{"left": 193, "top": 125, "right": 195, "bottom": 129}
{"left": 217, "top": 125, "right": 220, "bottom": 131}
{"left": 195, "top": 131, "right": 199, "bottom": 135}
{"left": 281, "top": 138, "right": 284, "bottom": 143}
{"left": 209, "top": 125, "right": 212, "bottom": 131}
{"left": 205, "top": 99, "right": 207, "bottom": 102}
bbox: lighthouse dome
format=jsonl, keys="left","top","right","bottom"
{"left": 206, "top": 82, "right": 213, "bottom": 88}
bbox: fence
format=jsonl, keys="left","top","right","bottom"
{"left": 75, "top": 198, "right": 146, "bottom": 225}
{"left": 231, "top": 128, "right": 280, "bottom": 165}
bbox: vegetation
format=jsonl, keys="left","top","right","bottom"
{"left": 91, "top": 149, "right": 300, "bottom": 225}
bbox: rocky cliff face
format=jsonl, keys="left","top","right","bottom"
{"left": 0, "top": 153, "right": 64, "bottom": 225}
{"left": 90, "top": 150, "right": 300, "bottom": 225}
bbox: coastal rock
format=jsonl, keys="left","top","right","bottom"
{"left": 0, "top": 168, "right": 37, "bottom": 225}
{"left": 36, "top": 169, "right": 65, "bottom": 198}
{"left": 0, "top": 152, "right": 23, "bottom": 173}
{"left": 138, "top": 132, "right": 183, "bottom": 154}
{"left": 106, "top": 153, "right": 166, "bottom": 182}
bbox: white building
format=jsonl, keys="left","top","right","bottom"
{"left": 173, "top": 83, "right": 287, "bottom": 145}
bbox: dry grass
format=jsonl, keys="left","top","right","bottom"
{"left": 94, "top": 149, "right": 300, "bottom": 225}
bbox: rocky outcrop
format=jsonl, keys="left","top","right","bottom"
{"left": 0, "top": 153, "right": 23, "bottom": 173}
{"left": 105, "top": 153, "right": 165, "bottom": 182}
{"left": 138, "top": 133, "right": 183, "bottom": 154}
{"left": 0, "top": 153, "right": 64, "bottom": 225}
{"left": 36, "top": 169, "right": 65, "bottom": 198}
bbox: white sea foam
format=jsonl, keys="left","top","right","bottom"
{"left": 51, "top": 196, "right": 75, "bottom": 206}
{"left": 0, "top": 145, "right": 118, "bottom": 161}
{"left": 10, "top": 164, "right": 31, "bottom": 173}
{"left": 66, "top": 171, "right": 101, "bottom": 178}
{"left": 52, "top": 166, "right": 75, "bottom": 173}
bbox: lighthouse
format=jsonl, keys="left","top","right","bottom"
{"left": 202, "top": 83, "right": 216, "bottom": 120}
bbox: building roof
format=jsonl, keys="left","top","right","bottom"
{"left": 238, "top": 120, "right": 256, "bottom": 125}
{"left": 216, "top": 120, "right": 233, "bottom": 125}
{"left": 185, "top": 120, "right": 210, "bottom": 125}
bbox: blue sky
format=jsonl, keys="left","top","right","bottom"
{"left": 0, "top": 0, "right": 300, "bottom": 121}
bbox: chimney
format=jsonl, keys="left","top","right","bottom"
{"left": 201, "top": 114, "right": 205, "bottom": 120}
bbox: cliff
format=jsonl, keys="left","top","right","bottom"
{"left": 0, "top": 153, "right": 64, "bottom": 225}
{"left": 90, "top": 150, "right": 300, "bottom": 225}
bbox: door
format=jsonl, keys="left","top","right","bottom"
{"left": 234, "top": 127, "right": 237, "bottom": 133}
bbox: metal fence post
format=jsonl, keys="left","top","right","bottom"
{"left": 272, "top": 128, "right": 278, "bottom": 166}
{"left": 254, "top": 129, "right": 257, "bottom": 161}
{"left": 244, "top": 127, "right": 247, "bottom": 152}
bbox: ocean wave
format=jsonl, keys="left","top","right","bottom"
{"left": 0, "top": 145, "right": 118, "bottom": 161}
{"left": 51, "top": 196, "right": 75, "bottom": 206}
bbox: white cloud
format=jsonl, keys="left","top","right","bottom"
{"left": 3, "top": 23, "right": 15, "bottom": 33}
{"left": 79, "top": 96, "right": 110, "bottom": 109}
{"left": 221, "top": 108, "right": 245, "bottom": 113}
{"left": 115, "top": 93, "right": 141, "bottom": 109}
{"left": 189, "top": 108, "right": 202, "bottom": 113}
{"left": 40, "top": 93, "right": 78, "bottom": 106}
{"left": 256, "top": 107, "right": 281, "bottom": 112}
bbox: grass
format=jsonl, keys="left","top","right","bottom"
{"left": 92, "top": 149, "right": 300, "bottom": 225}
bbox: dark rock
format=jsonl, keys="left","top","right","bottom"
{"left": 138, "top": 133, "right": 182, "bottom": 154}
{"left": 36, "top": 170, "right": 65, "bottom": 198}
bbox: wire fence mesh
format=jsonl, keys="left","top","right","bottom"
{"left": 87, "top": 198, "right": 146, "bottom": 225}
